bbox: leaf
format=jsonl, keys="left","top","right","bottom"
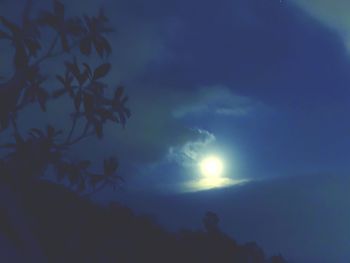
{"left": 56, "top": 168, "right": 66, "bottom": 182}
{"left": 98, "top": 8, "right": 108, "bottom": 22}
{"left": 56, "top": 75, "right": 65, "bottom": 84}
{"left": 90, "top": 174, "right": 104, "bottom": 188}
{"left": 93, "top": 63, "right": 110, "bottom": 80}
{"left": 104, "top": 157, "right": 118, "bottom": 176}
{"left": 14, "top": 132, "right": 24, "bottom": 144}
{"left": 0, "top": 30, "right": 10, "bottom": 39}
{"left": 47, "top": 125, "right": 55, "bottom": 138}
{"left": 124, "top": 107, "right": 131, "bottom": 118}
{"left": 37, "top": 88, "right": 48, "bottom": 111}
{"left": 77, "top": 70, "right": 89, "bottom": 86}
{"left": 83, "top": 93, "right": 94, "bottom": 115}
{"left": 14, "top": 47, "right": 28, "bottom": 69}
{"left": 90, "top": 81, "right": 105, "bottom": 95}
{"left": 65, "top": 18, "right": 84, "bottom": 36}
{"left": 68, "top": 169, "right": 80, "bottom": 185}
{"left": 80, "top": 37, "right": 91, "bottom": 55}
{"left": 57, "top": 72, "right": 74, "bottom": 97}
{"left": 100, "top": 36, "right": 111, "bottom": 55}
{"left": 121, "top": 95, "right": 129, "bottom": 102}
{"left": 118, "top": 112, "right": 126, "bottom": 127}
{"left": 74, "top": 90, "right": 82, "bottom": 111}
{"left": 55, "top": 161, "right": 69, "bottom": 177}
{"left": 52, "top": 88, "right": 67, "bottom": 98}
{"left": 54, "top": 129, "right": 63, "bottom": 137}
{"left": 0, "top": 16, "right": 20, "bottom": 34}
{"left": 0, "top": 117, "right": 10, "bottom": 131}
{"left": 96, "top": 108, "right": 116, "bottom": 122}
{"left": 54, "top": 1, "right": 65, "bottom": 19}
{"left": 93, "top": 37, "right": 104, "bottom": 57}
{"left": 37, "top": 11, "right": 57, "bottom": 27}
{"left": 29, "top": 128, "right": 44, "bottom": 138}
{"left": 24, "top": 38, "right": 41, "bottom": 57}
{"left": 78, "top": 160, "right": 91, "bottom": 169}
{"left": 83, "top": 15, "right": 92, "bottom": 30}
{"left": 82, "top": 63, "right": 92, "bottom": 77}
{"left": 65, "top": 60, "right": 80, "bottom": 80}
{"left": 0, "top": 143, "right": 16, "bottom": 149}
{"left": 23, "top": 87, "right": 36, "bottom": 102}
{"left": 93, "top": 119, "right": 103, "bottom": 138}
{"left": 114, "top": 86, "right": 124, "bottom": 99}
{"left": 78, "top": 180, "right": 85, "bottom": 192}
{"left": 65, "top": 59, "right": 89, "bottom": 85}
{"left": 60, "top": 31, "right": 69, "bottom": 51}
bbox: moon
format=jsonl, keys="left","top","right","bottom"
{"left": 199, "top": 155, "right": 224, "bottom": 178}
{"left": 182, "top": 154, "right": 247, "bottom": 192}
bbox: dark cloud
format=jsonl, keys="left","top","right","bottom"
{"left": 141, "top": 0, "right": 350, "bottom": 109}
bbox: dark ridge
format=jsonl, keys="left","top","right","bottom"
{"left": 0, "top": 180, "right": 289, "bottom": 263}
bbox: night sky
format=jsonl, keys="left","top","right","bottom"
{"left": 2, "top": 0, "right": 350, "bottom": 262}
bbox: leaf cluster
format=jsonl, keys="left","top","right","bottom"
{"left": 0, "top": 1, "right": 130, "bottom": 194}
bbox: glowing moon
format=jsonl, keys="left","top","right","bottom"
{"left": 181, "top": 154, "right": 248, "bottom": 192}
{"left": 199, "top": 155, "right": 224, "bottom": 178}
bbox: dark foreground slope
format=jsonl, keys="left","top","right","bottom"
{"left": 0, "top": 181, "right": 287, "bottom": 263}
{"left": 112, "top": 173, "right": 350, "bottom": 263}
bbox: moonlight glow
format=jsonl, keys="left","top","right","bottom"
{"left": 181, "top": 154, "right": 248, "bottom": 192}
{"left": 199, "top": 156, "right": 224, "bottom": 178}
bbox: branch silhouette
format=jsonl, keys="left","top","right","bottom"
{"left": 0, "top": 0, "right": 130, "bottom": 194}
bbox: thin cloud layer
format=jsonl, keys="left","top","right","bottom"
{"left": 172, "top": 86, "right": 260, "bottom": 118}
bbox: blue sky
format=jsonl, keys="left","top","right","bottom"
{"left": 97, "top": 0, "right": 350, "bottom": 192}
{"left": 2, "top": 0, "right": 350, "bottom": 191}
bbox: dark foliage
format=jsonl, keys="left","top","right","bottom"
{"left": 0, "top": 0, "right": 130, "bottom": 194}
{"left": 3, "top": 180, "right": 287, "bottom": 263}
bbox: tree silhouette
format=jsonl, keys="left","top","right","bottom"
{"left": 270, "top": 254, "right": 288, "bottom": 263}
{"left": 0, "top": 0, "right": 130, "bottom": 194}
{"left": 203, "top": 211, "right": 220, "bottom": 234}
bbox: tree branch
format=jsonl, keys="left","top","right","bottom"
{"left": 63, "top": 122, "right": 93, "bottom": 146}
{"left": 32, "top": 37, "right": 81, "bottom": 67}
{"left": 81, "top": 180, "right": 108, "bottom": 197}
{"left": 10, "top": 114, "right": 19, "bottom": 135}
{"left": 65, "top": 115, "right": 79, "bottom": 144}
{"left": 32, "top": 34, "right": 59, "bottom": 66}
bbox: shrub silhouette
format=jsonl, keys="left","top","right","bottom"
{"left": 203, "top": 211, "right": 220, "bottom": 234}
{"left": 5, "top": 180, "right": 288, "bottom": 263}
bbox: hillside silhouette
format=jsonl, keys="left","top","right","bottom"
{"left": 0, "top": 180, "right": 288, "bottom": 263}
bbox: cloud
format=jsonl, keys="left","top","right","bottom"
{"left": 290, "top": 0, "right": 350, "bottom": 50}
{"left": 180, "top": 177, "right": 248, "bottom": 193}
{"left": 130, "top": 127, "right": 246, "bottom": 193}
{"left": 167, "top": 128, "right": 216, "bottom": 166}
{"left": 118, "top": 128, "right": 217, "bottom": 193}
{"left": 215, "top": 107, "right": 252, "bottom": 116}
{"left": 172, "top": 85, "right": 260, "bottom": 118}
